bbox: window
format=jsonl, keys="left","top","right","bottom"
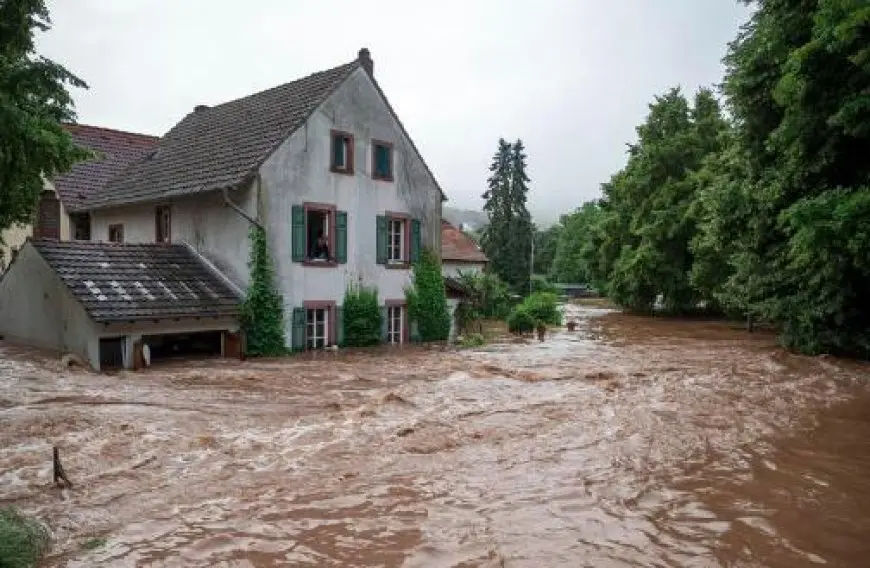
{"left": 387, "top": 305, "right": 403, "bottom": 345}
{"left": 306, "top": 308, "right": 329, "bottom": 349}
{"left": 71, "top": 213, "right": 91, "bottom": 241}
{"left": 331, "top": 130, "right": 354, "bottom": 174}
{"left": 307, "top": 208, "right": 331, "bottom": 261}
{"left": 108, "top": 224, "right": 124, "bottom": 243}
{"left": 372, "top": 140, "right": 393, "bottom": 181}
{"left": 155, "top": 205, "right": 171, "bottom": 243}
{"left": 388, "top": 218, "right": 406, "bottom": 263}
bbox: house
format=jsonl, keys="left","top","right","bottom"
{"left": 0, "top": 48, "right": 446, "bottom": 366}
{"left": 440, "top": 220, "right": 488, "bottom": 278}
{"left": 0, "top": 124, "right": 159, "bottom": 269}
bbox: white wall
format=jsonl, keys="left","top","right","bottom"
{"left": 442, "top": 261, "right": 487, "bottom": 279}
{"left": 258, "top": 67, "right": 443, "bottom": 344}
{"left": 89, "top": 186, "right": 256, "bottom": 289}
{"left": 0, "top": 243, "right": 99, "bottom": 366}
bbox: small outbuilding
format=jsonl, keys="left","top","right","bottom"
{"left": 0, "top": 239, "right": 243, "bottom": 370}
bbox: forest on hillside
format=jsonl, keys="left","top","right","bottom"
{"left": 482, "top": 1, "right": 870, "bottom": 358}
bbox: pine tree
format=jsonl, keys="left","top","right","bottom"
{"left": 0, "top": 0, "right": 91, "bottom": 253}
{"left": 481, "top": 138, "right": 533, "bottom": 294}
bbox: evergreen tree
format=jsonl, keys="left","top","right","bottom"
{"left": 0, "top": 0, "right": 90, "bottom": 252}
{"left": 480, "top": 138, "right": 533, "bottom": 294}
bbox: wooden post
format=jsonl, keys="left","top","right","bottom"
{"left": 53, "top": 446, "right": 72, "bottom": 488}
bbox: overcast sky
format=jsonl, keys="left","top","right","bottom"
{"left": 39, "top": 0, "right": 751, "bottom": 224}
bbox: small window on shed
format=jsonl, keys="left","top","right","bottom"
{"left": 155, "top": 205, "right": 171, "bottom": 243}
{"left": 108, "top": 224, "right": 124, "bottom": 243}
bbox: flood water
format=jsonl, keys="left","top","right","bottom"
{"left": 2, "top": 305, "right": 870, "bottom": 567}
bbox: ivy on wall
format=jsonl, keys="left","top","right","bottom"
{"left": 240, "top": 226, "right": 286, "bottom": 356}
{"left": 405, "top": 248, "right": 451, "bottom": 341}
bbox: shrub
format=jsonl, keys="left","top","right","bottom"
{"left": 342, "top": 285, "right": 382, "bottom": 347}
{"left": 507, "top": 305, "right": 536, "bottom": 334}
{"left": 457, "top": 332, "right": 486, "bottom": 348}
{"left": 522, "top": 291, "right": 562, "bottom": 326}
{"left": 406, "top": 248, "right": 451, "bottom": 341}
{"left": 531, "top": 275, "right": 559, "bottom": 295}
{"left": 241, "top": 227, "right": 286, "bottom": 356}
{"left": 0, "top": 507, "right": 50, "bottom": 568}
{"left": 455, "top": 270, "right": 513, "bottom": 319}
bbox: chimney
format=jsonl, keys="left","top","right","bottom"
{"left": 358, "top": 47, "right": 373, "bottom": 76}
{"left": 194, "top": 104, "right": 209, "bottom": 113}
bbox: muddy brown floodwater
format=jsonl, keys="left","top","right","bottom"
{"left": 2, "top": 306, "right": 870, "bottom": 567}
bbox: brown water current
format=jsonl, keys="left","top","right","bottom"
{"left": 2, "top": 306, "right": 870, "bottom": 567}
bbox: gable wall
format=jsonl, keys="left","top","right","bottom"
{"left": 0, "top": 243, "right": 98, "bottom": 364}
{"left": 259, "top": 67, "right": 443, "bottom": 343}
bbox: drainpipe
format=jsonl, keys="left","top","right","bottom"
{"left": 222, "top": 187, "right": 262, "bottom": 229}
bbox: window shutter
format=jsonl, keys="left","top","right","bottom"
{"left": 380, "top": 306, "right": 389, "bottom": 342}
{"left": 410, "top": 219, "right": 422, "bottom": 264}
{"left": 335, "top": 306, "right": 345, "bottom": 346}
{"left": 335, "top": 211, "right": 348, "bottom": 264}
{"left": 376, "top": 215, "right": 388, "bottom": 265}
{"left": 291, "top": 205, "right": 306, "bottom": 262}
{"left": 292, "top": 307, "right": 306, "bottom": 351}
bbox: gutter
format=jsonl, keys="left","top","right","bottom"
{"left": 222, "top": 187, "right": 262, "bottom": 229}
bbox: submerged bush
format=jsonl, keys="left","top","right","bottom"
{"left": 507, "top": 305, "right": 536, "bottom": 334}
{"left": 0, "top": 507, "right": 50, "bottom": 568}
{"left": 457, "top": 332, "right": 486, "bottom": 348}
{"left": 522, "top": 292, "right": 562, "bottom": 326}
{"left": 343, "top": 284, "right": 382, "bottom": 347}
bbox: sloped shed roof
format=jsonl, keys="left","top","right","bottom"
{"left": 441, "top": 220, "right": 488, "bottom": 263}
{"left": 31, "top": 240, "right": 241, "bottom": 323}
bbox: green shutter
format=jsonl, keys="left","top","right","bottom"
{"left": 292, "top": 307, "right": 306, "bottom": 351}
{"left": 380, "top": 306, "right": 389, "bottom": 342}
{"left": 291, "top": 205, "right": 306, "bottom": 262}
{"left": 335, "top": 211, "right": 348, "bottom": 264}
{"left": 335, "top": 306, "right": 344, "bottom": 347}
{"left": 376, "top": 215, "right": 388, "bottom": 264}
{"left": 410, "top": 219, "right": 422, "bottom": 264}
{"left": 333, "top": 136, "right": 344, "bottom": 168}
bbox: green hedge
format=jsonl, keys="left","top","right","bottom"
{"left": 342, "top": 285, "right": 382, "bottom": 347}
{"left": 507, "top": 292, "right": 562, "bottom": 334}
{"left": 0, "top": 507, "right": 50, "bottom": 568}
{"left": 406, "top": 248, "right": 451, "bottom": 341}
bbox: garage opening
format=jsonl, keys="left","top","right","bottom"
{"left": 141, "top": 331, "right": 223, "bottom": 362}
{"left": 99, "top": 337, "right": 125, "bottom": 369}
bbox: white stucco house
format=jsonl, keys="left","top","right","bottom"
{"left": 0, "top": 48, "right": 448, "bottom": 366}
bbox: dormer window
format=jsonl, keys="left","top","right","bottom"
{"left": 330, "top": 130, "right": 354, "bottom": 174}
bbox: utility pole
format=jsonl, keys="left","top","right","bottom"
{"left": 529, "top": 230, "right": 535, "bottom": 296}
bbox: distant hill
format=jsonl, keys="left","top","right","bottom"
{"left": 443, "top": 206, "right": 489, "bottom": 230}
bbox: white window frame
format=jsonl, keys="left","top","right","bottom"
{"left": 388, "top": 218, "right": 405, "bottom": 263}
{"left": 387, "top": 305, "right": 403, "bottom": 344}
{"left": 306, "top": 307, "right": 329, "bottom": 349}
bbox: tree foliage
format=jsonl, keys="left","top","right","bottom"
{"left": 533, "top": 224, "right": 561, "bottom": 276}
{"left": 556, "top": 0, "right": 870, "bottom": 356}
{"left": 241, "top": 227, "right": 286, "bottom": 356}
{"left": 0, "top": 0, "right": 90, "bottom": 242}
{"left": 0, "top": 506, "right": 50, "bottom": 568}
{"left": 454, "top": 270, "right": 513, "bottom": 319}
{"left": 342, "top": 284, "right": 382, "bottom": 347}
{"left": 551, "top": 201, "right": 604, "bottom": 286}
{"left": 406, "top": 248, "right": 451, "bottom": 341}
{"left": 481, "top": 138, "right": 533, "bottom": 294}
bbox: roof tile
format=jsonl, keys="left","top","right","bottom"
{"left": 441, "top": 220, "right": 488, "bottom": 263}
{"left": 32, "top": 240, "right": 241, "bottom": 323}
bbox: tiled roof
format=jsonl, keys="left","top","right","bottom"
{"left": 31, "top": 240, "right": 241, "bottom": 323}
{"left": 84, "top": 60, "right": 361, "bottom": 210}
{"left": 57, "top": 124, "right": 159, "bottom": 212}
{"left": 441, "top": 220, "right": 488, "bottom": 263}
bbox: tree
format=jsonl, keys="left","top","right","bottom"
{"left": 533, "top": 224, "right": 561, "bottom": 276}
{"left": 481, "top": 138, "right": 533, "bottom": 294}
{"left": 0, "top": 0, "right": 90, "bottom": 249}
{"left": 551, "top": 201, "right": 602, "bottom": 284}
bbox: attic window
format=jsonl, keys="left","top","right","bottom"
{"left": 155, "top": 205, "right": 171, "bottom": 243}
{"left": 372, "top": 140, "right": 393, "bottom": 181}
{"left": 108, "top": 224, "right": 124, "bottom": 243}
{"left": 330, "top": 130, "right": 354, "bottom": 174}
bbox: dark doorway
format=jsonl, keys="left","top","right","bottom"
{"left": 99, "top": 337, "right": 125, "bottom": 369}
{"left": 141, "top": 331, "right": 222, "bottom": 362}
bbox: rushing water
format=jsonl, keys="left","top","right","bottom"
{"left": 1, "top": 306, "right": 869, "bottom": 567}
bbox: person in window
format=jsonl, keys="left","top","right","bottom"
{"left": 312, "top": 230, "right": 330, "bottom": 260}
